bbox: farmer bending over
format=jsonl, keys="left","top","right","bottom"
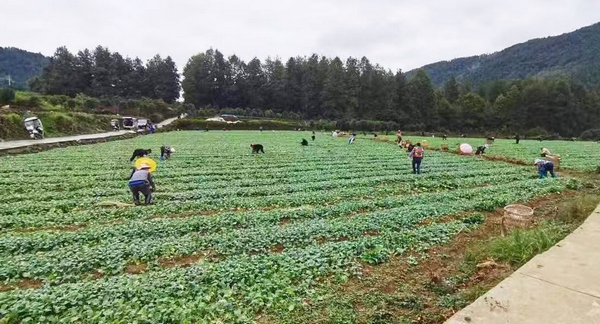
{"left": 128, "top": 163, "right": 155, "bottom": 205}
{"left": 160, "top": 145, "right": 175, "bottom": 160}
{"left": 475, "top": 144, "right": 490, "bottom": 155}
{"left": 130, "top": 149, "right": 151, "bottom": 162}
{"left": 535, "top": 159, "right": 556, "bottom": 179}
{"left": 541, "top": 147, "right": 551, "bottom": 157}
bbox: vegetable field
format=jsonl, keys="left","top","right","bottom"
{"left": 0, "top": 131, "right": 568, "bottom": 323}
{"left": 401, "top": 135, "right": 598, "bottom": 171}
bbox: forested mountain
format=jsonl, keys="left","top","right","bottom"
{"left": 407, "top": 22, "right": 600, "bottom": 87}
{"left": 182, "top": 48, "right": 600, "bottom": 137}
{"left": 0, "top": 47, "right": 49, "bottom": 89}
{"left": 32, "top": 46, "right": 181, "bottom": 103}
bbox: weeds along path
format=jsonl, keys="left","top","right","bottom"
{"left": 0, "top": 131, "right": 585, "bottom": 323}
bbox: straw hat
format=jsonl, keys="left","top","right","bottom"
{"left": 139, "top": 163, "right": 151, "bottom": 170}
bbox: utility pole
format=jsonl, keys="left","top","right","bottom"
{"left": 0, "top": 75, "right": 13, "bottom": 87}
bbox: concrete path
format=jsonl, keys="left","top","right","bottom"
{"left": 156, "top": 116, "right": 179, "bottom": 128}
{"left": 446, "top": 206, "right": 600, "bottom": 324}
{"left": 0, "top": 116, "right": 180, "bottom": 151}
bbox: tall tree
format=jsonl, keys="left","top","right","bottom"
{"left": 146, "top": 55, "right": 180, "bottom": 103}
{"left": 182, "top": 50, "right": 215, "bottom": 107}
{"left": 75, "top": 49, "right": 94, "bottom": 95}
{"left": 321, "top": 57, "right": 348, "bottom": 119}
{"left": 406, "top": 69, "right": 437, "bottom": 129}
{"left": 443, "top": 76, "right": 460, "bottom": 103}
{"left": 39, "top": 46, "right": 79, "bottom": 96}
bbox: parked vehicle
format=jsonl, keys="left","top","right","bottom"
{"left": 24, "top": 117, "right": 44, "bottom": 139}
{"left": 137, "top": 118, "right": 150, "bottom": 130}
{"left": 121, "top": 117, "right": 137, "bottom": 130}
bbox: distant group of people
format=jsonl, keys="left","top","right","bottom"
{"left": 126, "top": 130, "right": 560, "bottom": 206}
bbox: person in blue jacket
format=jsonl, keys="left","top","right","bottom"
{"left": 534, "top": 159, "right": 556, "bottom": 179}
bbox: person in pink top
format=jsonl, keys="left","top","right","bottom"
{"left": 396, "top": 130, "right": 402, "bottom": 143}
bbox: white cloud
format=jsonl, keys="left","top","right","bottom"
{"left": 2, "top": 0, "right": 599, "bottom": 72}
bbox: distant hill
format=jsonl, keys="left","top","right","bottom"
{"left": 407, "top": 22, "right": 600, "bottom": 87}
{"left": 0, "top": 47, "right": 49, "bottom": 89}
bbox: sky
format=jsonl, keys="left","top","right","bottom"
{"left": 3, "top": 0, "right": 599, "bottom": 73}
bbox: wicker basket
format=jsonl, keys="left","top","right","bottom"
{"left": 486, "top": 139, "right": 494, "bottom": 145}
{"left": 545, "top": 155, "right": 561, "bottom": 170}
{"left": 440, "top": 144, "right": 449, "bottom": 151}
{"left": 501, "top": 204, "right": 534, "bottom": 236}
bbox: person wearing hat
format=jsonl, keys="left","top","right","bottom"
{"left": 541, "top": 147, "right": 551, "bottom": 157}
{"left": 475, "top": 144, "right": 490, "bottom": 155}
{"left": 160, "top": 145, "right": 175, "bottom": 160}
{"left": 128, "top": 163, "right": 156, "bottom": 205}
{"left": 534, "top": 159, "right": 556, "bottom": 179}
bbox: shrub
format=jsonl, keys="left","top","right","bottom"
{"left": 48, "top": 112, "right": 74, "bottom": 131}
{"left": 83, "top": 97, "right": 101, "bottom": 110}
{"left": 0, "top": 113, "right": 27, "bottom": 139}
{"left": 170, "top": 118, "right": 304, "bottom": 131}
{"left": 580, "top": 128, "right": 600, "bottom": 140}
{"left": 27, "top": 95, "right": 42, "bottom": 108}
{"left": 0, "top": 88, "right": 16, "bottom": 105}
{"left": 526, "top": 126, "right": 548, "bottom": 138}
{"left": 46, "top": 95, "right": 69, "bottom": 106}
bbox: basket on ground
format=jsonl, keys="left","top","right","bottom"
{"left": 440, "top": 144, "right": 449, "bottom": 151}
{"left": 501, "top": 204, "right": 534, "bottom": 235}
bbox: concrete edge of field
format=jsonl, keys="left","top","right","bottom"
{"left": 445, "top": 204, "right": 600, "bottom": 324}
{"left": 0, "top": 117, "right": 179, "bottom": 155}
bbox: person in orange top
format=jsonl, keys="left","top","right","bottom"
{"left": 411, "top": 143, "right": 424, "bottom": 174}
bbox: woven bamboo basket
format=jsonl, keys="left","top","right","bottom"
{"left": 545, "top": 155, "right": 561, "bottom": 170}
{"left": 440, "top": 144, "right": 449, "bottom": 151}
{"left": 501, "top": 204, "right": 534, "bottom": 236}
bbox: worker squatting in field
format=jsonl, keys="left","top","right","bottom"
{"left": 128, "top": 163, "right": 156, "bottom": 205}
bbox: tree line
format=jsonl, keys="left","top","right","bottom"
{"left": 182, "top": 49, "right": 600, "bottom": 137}
{"left": 31, "top": 46, "right": 600, "bottom": 137}
{"left": 31, "top": 46, "right": 181, "bottom": 103}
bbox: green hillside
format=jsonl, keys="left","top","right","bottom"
{"left": 407, "top": 22, "right": 600, "bottom": 87}
{"left": 0, "top": 47, "right": 49, "bottom": 89}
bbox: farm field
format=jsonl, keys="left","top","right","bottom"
{"left": 396, "top": 135, "right": 598, "bottom": 171}
{"left": 0, "top": 131, "right": 572, "bottom": 323}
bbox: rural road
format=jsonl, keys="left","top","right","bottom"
{"left": 0, "top": 116, "right": 180, "bottom": 151}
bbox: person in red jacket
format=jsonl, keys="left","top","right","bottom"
{"left": 411, "top": 143, "right": 424, "bottom": 174}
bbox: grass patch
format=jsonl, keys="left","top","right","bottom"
{"left": 555, "top": 194, "right": 600, "bottom": 224}
{"left": 483, "top": 223, "right": 568, "bottom": 267}
{"left": 471, "top": 194, "right": 600, "bottom": 268}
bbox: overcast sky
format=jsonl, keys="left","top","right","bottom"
{"left": 3, "top": 0, "right": 599, "bottom": 73}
